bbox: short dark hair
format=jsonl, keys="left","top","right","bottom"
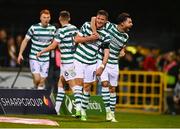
{"left": 97, "top": 10, "right": 109, "bottom": 19}
{"left": 59, "top": 10, "right": 70, "bottom": 20}
{"left": 116, "top": 12, "right": 131, "bottom": 24}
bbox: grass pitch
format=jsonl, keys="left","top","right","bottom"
{"left": 0, "top": 112, "right": 180, "bottom": 128}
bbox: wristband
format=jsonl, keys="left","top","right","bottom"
{"left": 100, "top": 64, "right": 105, "bottom": 69}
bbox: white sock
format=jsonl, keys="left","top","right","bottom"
{"left": 81, "top": 91, "right": 90, "bottom": 110}
{"left": 55, "top": 87, "right": 65, "bottom": 114}
{"left": 72, "top": 85, "right": 82, "bottom": 111}
{"left": 110, "top": 92, "right": 116, "bottom": 113}
{"left": 101, "top": 87, "right": 111, "bottom": 112}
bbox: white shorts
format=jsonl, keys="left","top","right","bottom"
{"left": 60, "top": 63, "right": 76, "bottom": 81}
{"left": 29, "top": 59, "right": 49, "bottom": 78}
{"left": 97, "top": 60, "right": 119, "bottom": 86}
{"left": 74, "top": 60, "right": 96, "bottom": 83}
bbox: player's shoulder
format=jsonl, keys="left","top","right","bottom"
{"left": 31, "top": 23, "right": 40, "bottom": 27}
{"left": 67, "top": 24, "right": 79, "bottom": 31}
{"left": 48, "top": 24, "right": 56, "bottom": 27}
{"left": 98, "top": 29, "right": 111, "bottom": 40}
{"left": 56, "top": 28, "right": 63, "bottom": 34}
{"left": 105, "top": 21, "right": 117, "bottom": 30}
{"left": 82, "top": 22, "right": 90, "bottom": 27}
{"left": 69, "top": 24, "right": 77, "bottom": 28}
{"left": 27, "top": 23, "right": 39, "bottom": 31}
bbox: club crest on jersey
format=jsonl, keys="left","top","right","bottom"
{"left": 65, "top": 71, "right": 69, "bottom": 76}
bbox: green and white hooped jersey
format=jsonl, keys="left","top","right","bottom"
{"left": 74, "top": 22, "right": 111, "bottom": 64}
{"left": 26, "top": 23, "right": 56, "bottom": 62}
{"left": 54, "top": 24, "right": 78, "bottom": 64}
{"left": 98, "top": 21, "right": 129, "bottom": 64}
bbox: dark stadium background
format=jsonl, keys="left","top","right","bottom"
{"left": 0, "top": 0, "right": 179, "bottom": 51}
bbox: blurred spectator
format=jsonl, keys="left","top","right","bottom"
{"left": 156, "top": 53, "right": 167, "bottom": 71}
{"left": 174, "top": 71, "right": 180, "bottom": 104}
{"left": 0, "top": 29, "right": 9, "bottom": 67}
{"left": 167, "top": 68, "right": 180, "bottom": 115}
{"left": 163, "top": 51, "right": 179, "bottom": 115}
{"left": 16, "top": 34, "right": 30, "bottom": 67}
{"left": 15, "top": 34, "right": 23, "bottom": 56}
{"left": 163, "top": 51, "right": 179, "bottom": 89}
{"left": 7, "top": 36, "right": 17, "bottom": 67}
{"left": 46, "top": 48, "right": 60, "bottom": 92}
{"left": 176, "top": 49, "right": 180, "bottom": 65}
{"left": 142, "top": 47, "right": 158, "bottom": 71}
{"left": 119, "top": 51, "right": 139, "bottom": 70}
{"left": 134, "top": 45, "right": 145, "bottom": 70}
{"left": 0, "top": 29, "right": 7, "bottom": 42}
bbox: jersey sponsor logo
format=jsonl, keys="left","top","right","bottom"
{"left": 36, "top": 37, "right": 53, "bottom": 43}
{"left": 110, "top": 36, "right": 124, "bottom": 48}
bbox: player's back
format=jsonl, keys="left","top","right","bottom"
{"left": 55, "top": 24, "right": 78, "bottom": 64}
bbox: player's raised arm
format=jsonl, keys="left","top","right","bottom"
{"left": 90, "top": 16, "right": 97, "bottom": 33}
{"left": 119, "top": 46, "right": 126, "bottom": 57}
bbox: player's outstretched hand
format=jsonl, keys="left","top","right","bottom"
{"left": 119, "top": 48, "right": 126, "bottom": 57}
{"left": 90, "top": 33, "right": 99, "bottom": 41}
{"left": 96, "top": 67, "right": 104, "bottom": 76}
{"left": 17, "top": 54, "right": 24, "bottom": 64}
{"left": 36, "top": 52, "right": 42, "bottom": 58}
